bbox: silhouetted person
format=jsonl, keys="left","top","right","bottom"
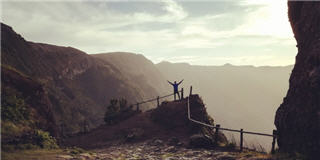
{"left": 168, "top": 79, "right": 183, "bottom": 100}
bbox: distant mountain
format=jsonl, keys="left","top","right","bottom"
{"left": 93, "top": 52, "right": 169, "bottom": 101}
{"left": 1, "top": 23, "right": 159, "bottom": 136}
{"left": 157, "top": 61, "right": 293, "bottom": 148}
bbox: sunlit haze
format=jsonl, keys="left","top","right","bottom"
{"left": 2, "top": 0, "right": 296, "bottom": 66}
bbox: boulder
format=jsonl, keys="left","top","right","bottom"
{"left": 274, "top": 2, "right": 320, "bottom": 156}
{"left": 189, "top": 134, "right": 213, "bottom": 148}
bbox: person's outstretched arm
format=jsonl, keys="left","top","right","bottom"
{"left": 167, "top": 80, "right": 173, "bottom": 85}
{"left": 178, "top": 79, "right": 184, "bottom": 85}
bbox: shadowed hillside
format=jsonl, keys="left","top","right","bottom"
{"left": 93, "top": 52, "right": 169, "bottom": 110}
{"left": 1, "top": 23, "right": 159, "bottom": 136}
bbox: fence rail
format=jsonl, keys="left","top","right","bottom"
{"left": 133, "top": 89, "right": 184, "bottom": 111}
{"left": 118, "top": 85, "right": 277, "bottom": 153}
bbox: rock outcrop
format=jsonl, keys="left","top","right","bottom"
{"left": 275, "top": 1, "right": 320, "bottom": 156}
{"left": 65, "top": 95, "right": 227, "bottom": 149}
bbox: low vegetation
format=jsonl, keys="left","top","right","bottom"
{"left": 1, "top": 87, "right": 30, "bottom": 123}
{"left": 1, "top": 87, "right": 59, "bottom": 153}
{"left": 104, "top": 98, "right": 138, "bottom": 125}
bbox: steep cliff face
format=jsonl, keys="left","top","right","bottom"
{"left": 275, "top": 2, "right": 320, "bottom": 156}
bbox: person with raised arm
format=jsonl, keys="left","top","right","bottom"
{"left": 167, "top": 79, "right": 183, "bottom": 100}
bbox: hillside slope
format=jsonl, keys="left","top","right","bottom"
{"left": 65, "top": 95, "right": 222, "bottom": 149}
{"left": 1, "top": 23, "right": 157, "bottom": 135}
{"left": 93, "top": 52, "right": 169, "bottom": 110}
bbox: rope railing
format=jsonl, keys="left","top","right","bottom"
{"left": 136, "top": 93, "right": 174, "bottom": 105}
{"left": 133, "top": 89, "right": 184, "bottom": 111}
{"left": 186, "top": 95, "right": 278, "bottom": 153}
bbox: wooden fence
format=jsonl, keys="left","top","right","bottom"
{"left": 133, "top": 89, "right": 184, "bottom": 111}
{"left": 186, "top": 86, "right": 278, "bottom": 153}
{"left": 68, "top": 85, "right": 278, "bottom": 153}
{"left": 134, "top": 85, "right": 278, "bottom": 153}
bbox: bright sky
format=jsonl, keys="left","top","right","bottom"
{"left": 2, "top": 0, "right": 297, "bottom": 66}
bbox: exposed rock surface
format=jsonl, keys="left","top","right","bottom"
{"left": 2, "top": 141, "right": 273, "bottom": 160}
{"left": 91, "top": 141, "right": 272, "bottom": 160}
{"left": 274, "top": 1, "right": 320, "bottom": 156}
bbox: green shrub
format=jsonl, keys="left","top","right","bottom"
{"left": 1, "top": 87, "right": 30, "bottom": 123}
{"left": 1, "top": 87, "right": 59, "bottom": 151}
{"left": 34, "top": 130, "right": 58, "bottom": 149}
{"left": 104, "top": 98, "right": 136, "bottom": 125}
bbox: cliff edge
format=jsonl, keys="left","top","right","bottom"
{"left": 65, "top": 95, "right": 227, "bottom": 149}
{"left": 275, "top": 1, "right": 320, "bottom": 156}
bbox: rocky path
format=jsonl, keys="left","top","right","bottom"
{"left": 6, "top": 139, "right": 272, "bottom": 160}
{"left": 73, "top": 140, "right": 272, "bottom": 160}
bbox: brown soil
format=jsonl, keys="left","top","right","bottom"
{"left": 64, "top": 95, "right": 214, "bottom": 149}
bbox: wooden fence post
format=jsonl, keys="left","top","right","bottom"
{"left": 271, "top": 130, "right": 277, "bottom": 154}
{"left": 189, "top": 86, "right": 193, "bottom": 96}
{"left": 215, "top": 124, "right": 220, "bottom": 146}
{"left": 240, "top": 129, "right": 243, "bottom": 152}
{"left": 136, "top": 103, "right": 140, "bottom": 111}
{"left": 157, "top": 96, "right": 160, "bottom": 107}
{"left": 181, "top": 88, "right": 184, "bottom": 99}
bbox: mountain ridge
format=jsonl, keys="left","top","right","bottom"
{"left": 157, "top": 61, "right": 293, "bottom": 68}
{"left": 1, "top": 23, "right": 160, "bottom": 137}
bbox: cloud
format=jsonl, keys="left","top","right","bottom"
{"left": 2, "top": 0, "right": 296, "bottom": 66}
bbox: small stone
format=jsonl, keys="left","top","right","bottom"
{"left": 154, "top": 147, "right": 161, "bottom": 152}
{"left": 176, "top": 142, "right": 183, "bottom": 146}
{"left": 165, "top": 146, "right": 177, "bottom": 153}
{"left": 153, "top": 139, "right": 164, "bottom": 146}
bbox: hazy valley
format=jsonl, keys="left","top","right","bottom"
{"left": 157, "top": 62, "right": 293, "bottom": 149}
